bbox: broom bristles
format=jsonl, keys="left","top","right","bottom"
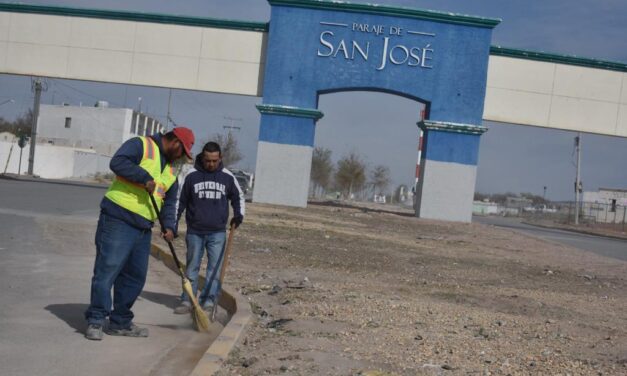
{"left": 181, "top": 278, "right": 211, "bottom": 332}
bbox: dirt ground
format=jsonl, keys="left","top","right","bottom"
{"left": 172, "top": 201, "right": 627, "bottom": 376}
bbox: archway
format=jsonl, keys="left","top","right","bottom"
{"left": 253, "top": 0, "right": 497, "bottom": 222}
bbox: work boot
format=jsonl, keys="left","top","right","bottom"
{"left": 85, "top": 324, "right": 103, "bottom": 341}
{"left": 105, "top": 323, "right": 149, "bottom": 337}
{"left": 202, "top": 301, "right": 214, "bottom": 314}
{"left": 173, "top": 302, "right": 191, "bottom": 314}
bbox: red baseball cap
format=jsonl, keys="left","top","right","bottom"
{"left": 172, "top": 126, "right": 195, "bottom": 159}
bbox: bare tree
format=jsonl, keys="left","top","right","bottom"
{"left": 370, "top": 165, "right": 391, "bottom": 196}
{"left": 207, "top": 131, "right": 243, "bottom": 167}
{"left": 0, "top": 109, "right": 33, "bottom": 135}
{"left": 335, "top": 151, "right": 366, "bottom": 199}
{"left": 310, "top": 147, "right": 333, "bottom": 198}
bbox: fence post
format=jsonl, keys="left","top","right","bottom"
{"left": 623, "top": 206, "right": 626, "bottom": 233}
{"left": 568, "top": 202, "right": 572, "bottom": 224}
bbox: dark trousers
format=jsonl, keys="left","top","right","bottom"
{"left": 85, "top": 213, "right": 151, "bottom": 329}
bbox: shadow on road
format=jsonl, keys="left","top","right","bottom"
{"left": 45, "top": 303, "right": 88, "bottom": 333}
{"left": 141, "top": 290, "right": 179, "bottom": 309}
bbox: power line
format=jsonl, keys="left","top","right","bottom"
{"left": 51, "top": 79, "right": 125, "bottom": 108}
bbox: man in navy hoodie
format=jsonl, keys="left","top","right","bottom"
{"left": 174, "top": 141, "right": 245, "bottom": 314}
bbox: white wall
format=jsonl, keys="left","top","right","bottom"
{"left": 0, "top": 11, "right": 265, "bottom": 96}
{"left": 0, "top": 140, "right": 110, "bottom": 178}
{"left": 484, "top": 56, "right": 627, "bottom": 137}
{"left": 38, "top": 105, "right": 132, "bottom": 156}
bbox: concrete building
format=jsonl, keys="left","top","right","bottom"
{"left": 582, "top": 188, "right": 627, "bottom": 224}
{"left": 0, "top": 131, "right": 16, "bottom": 142}
{"left": 473, "top": 200, "right": 498, "bottom": 216}
{"left": 38, "top": 102, "right": 164, "bottom": 156}
{"left": 0, "top": 103, "right": 165, "bottom": 179}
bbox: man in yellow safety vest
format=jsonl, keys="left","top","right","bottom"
{"left": 84, "top": 127, "right": 195, "bottom": 341}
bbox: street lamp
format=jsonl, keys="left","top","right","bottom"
{"left": 0, "top": 99, "right": 14, "bottom": 106}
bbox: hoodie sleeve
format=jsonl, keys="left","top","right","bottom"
{"left": 109, "top": 137, "right": 153, "bottom": 185}
{"left": 227, "top": 172, "right": 245, "bottom": 221}
{"left": 161, "top": 179, "right": 179, "bottom": 232}
{"left": 175, "top": 174, "right": 191, "bottom": 234}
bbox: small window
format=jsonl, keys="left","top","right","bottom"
{"left": 611, "top": 199, "right": 617, "bottom": 212}
{"left": 65, "top": 117, "right": 72, "bottom": 128}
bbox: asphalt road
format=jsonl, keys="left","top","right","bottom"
{"left": 0, "top": 178, "right": 220, "bottom": 376}
{"left": 473, "top": 215, "right": 627, "bottom": 262}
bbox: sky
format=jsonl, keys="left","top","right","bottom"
{"left": 0, "top": 0, "right": 626, "bottom": 200}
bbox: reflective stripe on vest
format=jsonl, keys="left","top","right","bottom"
{"left": 105, "top": 137, "right": 177, "bottom": 221}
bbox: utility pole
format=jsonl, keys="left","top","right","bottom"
{"left": 28, "top": 78, "right": 46, "bottom": 176}
{"left": 166, "top": 89, "right": 172, "bottom": 131}
{"left": 223, "top": 116, "right": 242, "bottom": 133}
{"left": 574, "top": 133, "right": 582, "bottom": 225}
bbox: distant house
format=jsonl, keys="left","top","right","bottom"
{"left": 37, "top": 102, "right": 164, "bottom": 157}
{"left": 0, "top": 131, "right": 15, "bottom": 142}
{"left": 473, "top": 200, "right": 498, "bottom": 216}
{"left": 0, "top": 102, "right": 166, "bottom": 179}
{"left": 582, "top": 188, "right": 627, "bottom": 223}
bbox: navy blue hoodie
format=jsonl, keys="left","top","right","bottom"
{"left": 176, "top": 154, "right": 244, "bottom": 234}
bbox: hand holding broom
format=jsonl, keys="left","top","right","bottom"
{"left": 148, "top": 193, "right": 211, "bottom": 332}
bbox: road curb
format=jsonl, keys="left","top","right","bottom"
{"left": 522, "top": 221, "right": 627, "bottom": 241}
{"left": 150, "top": 243, "right": 252, "bottom": 376}
{"left": 0, "top": 173, "right": 109, "bottom": 189}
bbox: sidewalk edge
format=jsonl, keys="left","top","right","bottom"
{"left": 150, "top": 243, "right": 252, "bottom": 376}
{"left": 522, "top": 221, "right": 627, "bottom": 241}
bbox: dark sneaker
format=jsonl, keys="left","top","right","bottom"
{"left": 173, "top": 302, "right": 191, "bottom": 315}
{"left": 85, "top": 324, "right": 103, "bottom": 341}
{"left": 202, "top": 301, "right": 214, "bottom": 313}
{"left": 105, "top": 324, "right": 149, "bottom": 337}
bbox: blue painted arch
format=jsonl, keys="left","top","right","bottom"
{"left": 316, "top": 87, "right": 430, "bottom": 112}
{"left": 260, "top": 1, "right": 496, "bottom": 148}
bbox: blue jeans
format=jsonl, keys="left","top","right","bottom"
{"left": 181, "top": 231, "right": 226, "bottom": 307}
{"left": 85, "top": 213, "right": 151, "bottom": 329}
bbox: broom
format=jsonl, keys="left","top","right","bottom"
{"left": 204, "top": 223, "right": 236, "bottom": 322}
{"left": 148, "top": 193, "right": 211, "bottom": 332}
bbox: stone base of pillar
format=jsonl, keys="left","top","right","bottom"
{"left": 252, "top": 141, "right": 312, "bottom": 207}
{"left": 416, "top": 159, "right": 477, "bottom": 222}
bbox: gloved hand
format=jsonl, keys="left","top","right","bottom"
{"left": 230, "top": 216, "right": 243, "bottom": 229}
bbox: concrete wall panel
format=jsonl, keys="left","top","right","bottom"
{"left": 67, "top": 48, "right": 133, "bottom": 83}
{"left": 617, "top": 105, "right": 627, "bottom": 137}
{"left": 0, "top": 13, "right": 10, "bottom": 41}
{"left": 69, "top": 17, "right": 135, "bottom": 51}
{"left": 485, "top": 55, "right": 626, "bottom": 137}
{"left": 201, "top": 28, "right": 264, "bottom": 63}
{"left": 7, "top": 43, "right": 68, "bottom": 77}
{"left": 9, "top": 13, "right": 71, "bottom": 45}
{"left": 253, "top": 141, "right": 312, "bottom": 207}
{"left": 134, "top": 22, "right": 202, "bottom": 57}
{"left": 484, "top": 87, "right": 551, "bottom": 127}
{"left": 131, "top": 53, "right": 199, "bottom": 89}
{"left": 0, "top": 10, "right": 264, "bottom": 96}
{"left": 487, "top": 56, "right": 555, "bottom": 94}
{"left": 549, "top": 96, "right": 618, "bottom": 134}
{"left": 197, "top": 59, "right": 262, "bottom": 95}
{"left": 553, "top": 64, "right": 622, "bottom": 102}
{"left": 620, "top": 73, "right": 627, "bottom": 104}
{"left": 0, "top": 41, "right": 7, "bottom": 71}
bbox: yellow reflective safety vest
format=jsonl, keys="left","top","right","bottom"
{"left": 105, "top": 136, "right": 177, "bottom": 222}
